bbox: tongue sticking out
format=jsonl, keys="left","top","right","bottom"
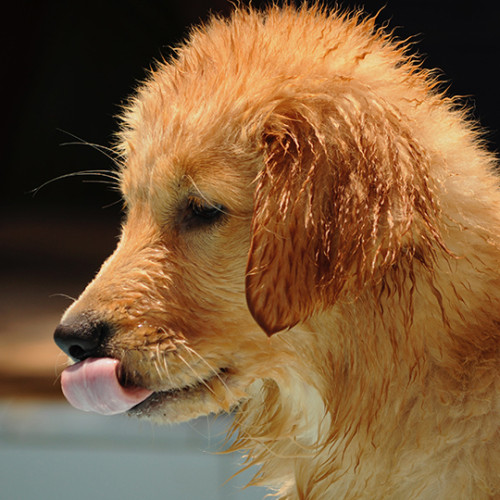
{"left": 61, "top": 358, "right": 153, "bottom": 415}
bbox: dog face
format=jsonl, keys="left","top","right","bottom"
{"left": 54, "top": 110, "right": 278, "bottom": 421}
{"left": 53, "top": 36, "right": 304, "bottom": 420}
{"left": 54, "top": 7, "right": 440, "bottom": 423}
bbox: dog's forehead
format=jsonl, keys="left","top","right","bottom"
{"left": 119, "top": 83, "right": 261, "bottom": 213}
{"left": 119, "top": 130, "right": 258, "bottom": 217}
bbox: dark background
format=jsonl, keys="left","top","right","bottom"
{"left": 4, "top": 0, "right": 500, "bottom": 213}
{"left": 1, "top": 0, "right": 499, "bottom": 395}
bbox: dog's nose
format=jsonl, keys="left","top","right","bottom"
{"left": 54, "top": 315, "right": 111, "bottom": 361}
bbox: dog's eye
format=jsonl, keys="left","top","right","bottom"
{"left": 190, "top": 199, "right": 224, "bottom": 219}
{"left": 182, "top": 197, "right": 226, "bottom": 230}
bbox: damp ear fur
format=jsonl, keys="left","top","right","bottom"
{"left": 245, "top": 85, "right": 441, "bottom": 336}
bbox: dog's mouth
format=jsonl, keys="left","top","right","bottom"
{"left": 60, "top": 357, "right": 235, "bottom": 417}
{"left": 127, "top": 367, "right": 233, "bottom": 417}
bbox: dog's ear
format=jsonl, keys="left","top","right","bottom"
{"left": 245, "top": 87, "right": 440, "bottom": 335}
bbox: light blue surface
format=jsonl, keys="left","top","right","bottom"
{"left": 0, "top": 402, "right": 269, "bottom": 500}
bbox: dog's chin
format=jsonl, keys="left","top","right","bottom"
{"left": 127, "top": 371, "right": 247, "bottom": 423}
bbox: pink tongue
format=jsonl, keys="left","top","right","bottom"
{"left": 61, "top": 358, "right": 153, "bottom": 415}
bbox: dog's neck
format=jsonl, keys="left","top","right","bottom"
{"left": 231, "top": 238, "right": 499, "bottom": 498}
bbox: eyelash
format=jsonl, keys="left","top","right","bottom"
{"left": 182, "top": 197, "right": 226, "bottom": 230}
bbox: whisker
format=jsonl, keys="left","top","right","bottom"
{"left": 30, "top": 170, "right": 121, "bottom": 197}
{"left": 49, "top": 293, "right": 77, "bottom": 302}
{"left": 182, "top": 344, "right": 234, "bottom": 397}
{"left": 102, "top": 198, "right": 124, "bottom": 210}
{"left": 156, "top": 343, "right": 174, "bottom": 387}
{"left": 56, "top": 128, "right": 125, "bottom": 164}
{"left": 176, "top": 353, "right": 217, "bottom": 397}
{"left": 29, "top": 128, "right": 125, "bottom": 198}
{"left": 59, "top": 140, "right": 123, "bottom": 158}
{"left": 81, "top": 179, "right": 121, "bottom": 187}
{"left": 54, "top": 351, "right": 71, "bottom": 382}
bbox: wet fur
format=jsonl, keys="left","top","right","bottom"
{"left": 60, "top": 5, "right": 500, "bottom": 499}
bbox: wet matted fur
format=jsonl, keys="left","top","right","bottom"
{"left": 54, "top": 5, "right": 500, "bottom": 499}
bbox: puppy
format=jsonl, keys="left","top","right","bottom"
{"left": 54, "top": 5, "right": 500, "bottom": 499}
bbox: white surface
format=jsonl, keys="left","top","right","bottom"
{"left": 0, "top": 402, "right": 268, "bottom": 500}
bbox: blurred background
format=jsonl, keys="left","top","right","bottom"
{"left": 1, "top": 0, "right": 499, "bottom": 498}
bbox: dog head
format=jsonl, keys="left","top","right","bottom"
{"left": 54, "top": 6, "right": 440, "bottom": 422}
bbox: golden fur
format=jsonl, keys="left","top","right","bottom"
{"left": 58, "top": 5, "right": 500, "bottom": 499}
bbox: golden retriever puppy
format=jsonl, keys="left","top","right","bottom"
{"left": 54, "top": 5, "right": 500, "bottom": 499}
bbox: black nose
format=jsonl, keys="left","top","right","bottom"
{"left": 53, "top": 315, "right": 111, "bottom": 361}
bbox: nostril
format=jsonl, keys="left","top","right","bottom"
{"left": 53, "top": 317, "right": 111, "bottom": 361}
{"left": 68, "top": 344, "right": 89, "bottom": 361}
